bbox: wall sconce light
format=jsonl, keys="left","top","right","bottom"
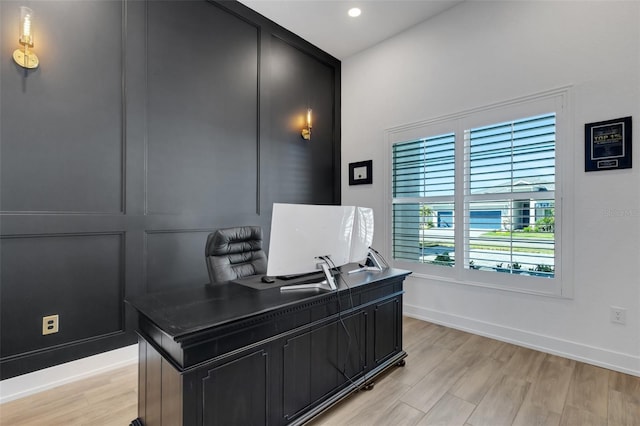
{"left": 301, "top": 108, "right": 312, "bottom": 140}
{"left": 13, "top": 6, "right": 39, "bottom": 69}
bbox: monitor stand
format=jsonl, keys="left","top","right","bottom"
{"left": 348, "top": 248, "right": 386, "bottom": 274}
{"left": 280, "top": 262, "right": 337, "bottom": 292}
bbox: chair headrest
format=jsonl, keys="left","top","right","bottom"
{"left": 206, "top": 226, "right": 263, "bottom": 257}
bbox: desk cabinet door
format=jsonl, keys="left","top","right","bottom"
{"left": 282, "top": 311, "right": 367, "bottom": 422}
{"left": 373, "top": 298, "right": 401, "bottom": 365}
{"left": 198, "top": 349, "right": 269, "bottom": 425}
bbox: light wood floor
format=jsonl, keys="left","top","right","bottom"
{"left": 0, "top": 364, "right": 137, "bottom": 425}
{"left": 1, "top": 317, "right": 639, "bottom": 425}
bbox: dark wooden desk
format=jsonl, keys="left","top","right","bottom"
{"left": 127, "top": 265, "right": 410, "bottom": 426}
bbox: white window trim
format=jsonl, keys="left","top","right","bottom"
{"left": 384, "top": 87, "right": 574, "bottom": 298}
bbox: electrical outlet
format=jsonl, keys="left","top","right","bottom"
{"left": 42, "top": 314, "right": 59, "bottom": 335}
{"left": 610, "top": 306, "right": 626, "bottom": 325}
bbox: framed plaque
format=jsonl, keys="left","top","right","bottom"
{"left": 349, "top": 160, "right": 372, "bottom": 185}
{"left": 585, "top": 116, "right": 632, "bottom": 171}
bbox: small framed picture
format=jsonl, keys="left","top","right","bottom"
{"left": 349, "top": 160, "right": 372, "bottom": 185}
{"left": 585, "top": 116, "right": 632, "bottom": 171}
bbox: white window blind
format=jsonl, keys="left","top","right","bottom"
{"left": 392, "top": 133, "right": 455, "bottom": 265}
{"left": 464, "top": 113, "right": 556, "bottom": 277}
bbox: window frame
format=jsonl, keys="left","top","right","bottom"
{"left": 385, "top": 88, "right": 573, "bottom": 298}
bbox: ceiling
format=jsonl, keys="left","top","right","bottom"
{"left": 238, "top": 0, "right": 465, "bottom": 60}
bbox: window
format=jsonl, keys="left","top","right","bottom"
{"left": 388, "top": 90, "right": 571, "bottom": 296}
{"left": 392, "top": 133, "right": 455, "bottom": 266}
{"left": 464, "top": 113, "right": 556, "bottom": 277}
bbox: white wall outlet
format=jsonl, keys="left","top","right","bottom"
{"left": 610, "top": 306, "right": 626, "bottom": 325}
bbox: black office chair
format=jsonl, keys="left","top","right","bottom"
{"left": 205, "top": 226, "right": 268, "bottom": 284}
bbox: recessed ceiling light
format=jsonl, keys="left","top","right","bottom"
{"left": 348, "top": 7, "right": 361, "bottom": 18}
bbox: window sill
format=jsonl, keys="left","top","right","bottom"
{"left": 406, "top": 269, "right": 573, "bottom": 299}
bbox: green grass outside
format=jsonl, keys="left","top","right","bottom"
{"left": 421, "top": 241, "right": 554, "bottom": 255}
{"left": 469, "top": 245, "right": 554, "bottom": 255}
{"left": 421, "top": 231, "right": 554, "bottom": 254}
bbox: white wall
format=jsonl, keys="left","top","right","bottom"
{"left": 342, "top": 0, "right": 640, "bottom": 375}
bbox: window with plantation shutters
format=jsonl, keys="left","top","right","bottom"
{"left": 387, "top": 89, "right": 571, "bottom": 297}
{"left": 392, "top": 133, "right": 455, "bottom": 266}
{"left": 464, "top": 113, "right": 556, "bottom": 277}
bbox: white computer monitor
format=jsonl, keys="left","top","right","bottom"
{"left": 266, "top": 203, "right": 374, "bottom": 278}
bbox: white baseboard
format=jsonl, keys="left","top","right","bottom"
{"left": 404, "top": 304, "right": 640, "bottom": 377}
{"left": 0, "top": 344, "right": 139, "bottom": 404}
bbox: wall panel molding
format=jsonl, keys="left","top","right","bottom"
{"left": 144, "top": 0, "right": 261, "bottom": 216}
{"left": 0, "top": 0, "right": 340, "bottom": 379}
{"left": 0, "top": 0, "right": 126, "bottom": 215}
{"left": 0, "top": 232, "right": 126, "bottom": 373}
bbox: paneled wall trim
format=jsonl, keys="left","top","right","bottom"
{"left": 0, "top": 0, "right": 341, "bottom": 379}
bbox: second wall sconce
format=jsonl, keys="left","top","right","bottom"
{"left": 13, "top": 6, "right": 39, "bottom": 69}
{"left": 301, "top": 108, "right": 312, "bottom": 140}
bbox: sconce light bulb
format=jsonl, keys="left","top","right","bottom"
{"left": 19, "top": 7, "right": 34, "bottom": 46}
{"left": 13, "top": 6, "right": 38, "bottom": 68}
{"left": 24, "top": 16, "right": 32, "bottom": 36}
{"left": 301, "top": 108, "right": 312, "bottom": 140}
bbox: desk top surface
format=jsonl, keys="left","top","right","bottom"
{"left": 126, "top": 265, "right": 410, "bottom": 341}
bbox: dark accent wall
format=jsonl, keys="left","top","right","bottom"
{"left": 0, "top": 0, "right": 340, "bottom": 379}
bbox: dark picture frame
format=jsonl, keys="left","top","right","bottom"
{"left": 348, "top": 160, "right": 372, "bottom": 185}
{"left": 585, "top": 116, "right": 632, "bottom": 171}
